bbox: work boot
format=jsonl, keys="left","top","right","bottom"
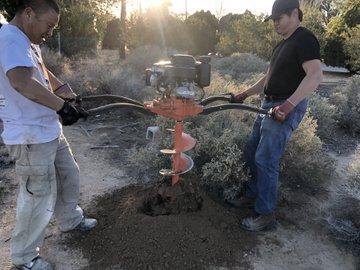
{"left": 240, "top": 212, "right": 277, "bottom": 232}
{"left": 74, "top": 217, "right": 97, "bottom": 232}
{"left": 15, "top": 256, "right": 53, "bottom": 270}
{"left": 225, "top": 196, "right": 255, "bottom": 209}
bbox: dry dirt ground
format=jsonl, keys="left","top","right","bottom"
{"left": 0, "top": 82, "right": 359, "bottom": 269}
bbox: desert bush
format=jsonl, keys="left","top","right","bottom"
{"left": 331, "top": 75, "right": 360, "bottom": 134}
{"left": 282, "top": 114, "right": 335, "bottom": 184}
{"left": 64, "top": 64, "right": 145, "bottom": 100}
{"left": 308, "top": 93, "right": 337, "bottom": 139}
{"left": 346, "top": 145, "right": 360, "bottom": 199}
{"left": 212, "top": 53, "right": 268, "bottom": 83}
{"left": 191, "top": 114, "right": 251, "bottom": 199}
{"left": 41, "top": 47, "right": 71, "bottom": 78}
{"left": 60, "top": 45, "right": 178, "bottom": 99}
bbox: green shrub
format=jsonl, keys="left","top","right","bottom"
{"left": 331, "top": 75, "right": 360, "bottom": 134}
{"left": 308, "top": 93, "right": 337, "bottom": 139}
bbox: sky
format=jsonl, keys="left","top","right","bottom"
{"left": 119, "top": 0, "right": 275, "bottom": 17}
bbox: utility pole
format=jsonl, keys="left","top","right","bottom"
{"left": 139, "top": 0, "right": 142, "bottom": 14}
{"left": 119, "top": 0, "right": 126, "bottom": 60}
{"left": 185, "top": 0, "right": 188, "bottom": 20}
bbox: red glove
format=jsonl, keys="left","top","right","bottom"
{"left": 233, "top": 92, "right": 248, "bottom": 103}
{"left": 272, "top": 100, "right": 295, "bottom": 123}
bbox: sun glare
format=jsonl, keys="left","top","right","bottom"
{"left": 145, "top": 0, "right": 165, "bottom": 8}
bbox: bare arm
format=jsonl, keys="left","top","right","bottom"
{"left": 7, "top": 67, "right": 64, "bottom": 111}
{"left": 47, "top": 68, "right": 63, "bottom": 91}
{"left": 243, "top": 74, "right": 267, "bottom": 96}
{"left": 288, "top": 59, "right": 323, "bottom": 106}
{"left": 47, "top": 68, "right": 77, "bottom": 99}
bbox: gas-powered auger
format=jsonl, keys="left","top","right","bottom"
{"left": 82, "top": 54, "right": 272, "bottom": 201}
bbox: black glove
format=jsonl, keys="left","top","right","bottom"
{"left": 57, "top": 101, "right": 82, "bottom": 126}
{"left": 65, "top": 95, "right": 82, "bottom": 105}
{"left": 76, "top": 105, "right": 89, "bottom": 120}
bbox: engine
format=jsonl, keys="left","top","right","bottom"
{"left": 145, "top": 54, "right": 211, "bottom": 99}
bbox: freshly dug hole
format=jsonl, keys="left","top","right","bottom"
{"left": 142, "top": 178, "right": 203, "bottom": 216}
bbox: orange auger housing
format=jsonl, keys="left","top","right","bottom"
{"left": 144, "top": 96, "right": 203, "bottom": 186}
{"left": 143, "top": 54, "right": 212, "bottom": 188}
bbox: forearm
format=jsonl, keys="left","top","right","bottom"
{"left": 288, "top": 72, "right": 323, "bottom": 106}
{"left": 244, "top": 75, "right": 266, "bottom": 96}
{"left": 47, "top": 69, "right": 63, "bottom": 91}
{"left": 14, "top": 78, "right": 64, "bottom": 111}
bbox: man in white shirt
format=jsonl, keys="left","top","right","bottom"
{"left": 0, "top": 1, "right": 97, "bottom": 269}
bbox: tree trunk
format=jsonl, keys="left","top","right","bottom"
{"left": 119, "top": 0, "right": 126, "bottom": 60}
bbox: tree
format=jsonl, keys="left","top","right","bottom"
{"left": 322, "top": 0, "right": 359, "bottom": 70}
{"left": 344, "top": 25, "right": 360, "bottom": 72}
{"left": 185, "top": 10, "right": 219, "bottom": 55}
{"left": 341, "top": 0, "right": 360, "bottom": 28}
{"left": 102, "top": 18, "right": 122, "bottom": 49}
{"left": 302, "top": 6, "right": 326, "bottom": 56}
{"left": 217, "top": 11, "right": 280, "bottom": 60}
{"left": 119, "top": 0, "right": 126, "bottom": 59}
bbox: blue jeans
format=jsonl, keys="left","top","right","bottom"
{"left": 244, "top": 99, "right": 308, "bottom": 214}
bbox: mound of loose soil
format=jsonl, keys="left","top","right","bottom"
{"left": 68, "top": 183, "right": 257, "bottom": 270}
{"left": 142, "top": 179, "right": 203, "bottom": 216}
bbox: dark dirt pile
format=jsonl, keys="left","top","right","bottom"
{"left": 142, "top": 179, "right": 203, "bottom": 216}
{"left": 68, "top": 184, "right": 257, "bottom": 270}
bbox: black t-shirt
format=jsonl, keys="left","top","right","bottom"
{"left": 264, "top": 27, "right": 320, "bottom": 97}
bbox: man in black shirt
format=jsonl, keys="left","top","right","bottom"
{"left": 228, "top": 0, "right": 323, "bottom": 231}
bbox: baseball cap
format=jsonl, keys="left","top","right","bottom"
{"left": 264, "top": 0, "right": 300, "bottom": 22}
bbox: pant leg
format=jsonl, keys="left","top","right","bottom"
{"left": 244, "top": 114, "right": 263, "bottom": 198}
{"left": 53, "top": 134, "right": 83, "bottom": 232}
{"left": 7, "top": 139, "right": 58, "bottom": 266}
{"left": 254, "top": 100, "right": 308, "bottom": 214}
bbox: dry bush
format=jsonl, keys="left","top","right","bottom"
{"left": 41, "top": 47, "right": 71, "bottom": 78}
{"left": 61, "top": 45, "right": 176, "bottom": 99}
{"left": 346, "top": 145, "right": 360, "bottom": 200}
{"left": 331, "top": 75, "right": 360, "bottom": 134}
{"left": 191, "top": 114, "right": 251, "bottom": 199}
{"left": 61, "top": 59, "right": 148, "bottom": 100}
{"left": 308, "top": 93, "right": 337, "bottom": 139}
{"left": 282, "top": 114, "right": 334, "bottom": 184}
{"left": 212, "top": 53, "right": 268, "bottom": 83}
